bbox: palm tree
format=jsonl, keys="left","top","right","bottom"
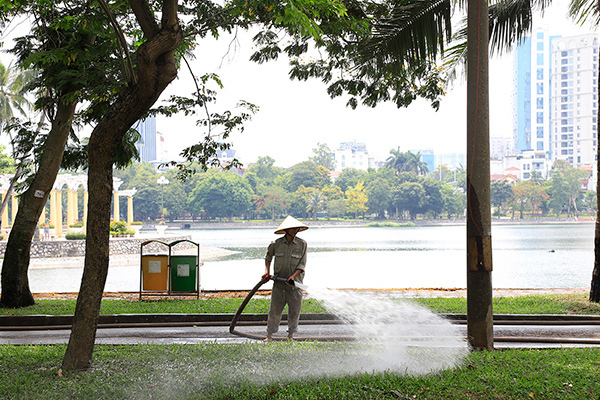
{"left": 385, "top": 148, "right": 408, "bottom": 174}
{"left": 406, "top": 151, "right": 429, "bottom": 176}
{"left": 0, "top": 61, "right": 33, "bottom": 128}
{"left": 306, "top": 189, "right": 326, "bottom": 221}
{"left": 0, "top": 62, "right": 36, "bottom": 220}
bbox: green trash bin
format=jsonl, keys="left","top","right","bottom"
{"left": 170, "top": 255, "right": 198, "bottom": 292}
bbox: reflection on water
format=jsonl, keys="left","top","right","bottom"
{"left": 21, "top": 223, "right": 597, "bottom": 292}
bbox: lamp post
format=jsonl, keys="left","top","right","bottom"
{"left": 157, "top": 176, "right": 169, "bottom": 221}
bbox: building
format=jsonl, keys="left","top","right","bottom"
{"left": 490, "top": 150, "right": 553, "bottom": 180}
{"left": 133, "top": 116, "right": 158, "bottom": 163}
{"left": 333, "top": 141, "right": 370, "bottom": 171}
{"left": 512, "top": 27, "right": 559, "bottom": 155}
{"left": 435, "top": 152, "right": 466, "bottom": 171}
{"left": 490, "top": 137, "right": 512, "bottom": 160}
{"left": 410, "top": 149, "right": 435, "bottom": 173}
{"left": 550, "top": 33, "right": 599, "bottom": 169}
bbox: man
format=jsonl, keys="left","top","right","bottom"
{"left": 263, "top": 215, "right": 308, "bottom": 341}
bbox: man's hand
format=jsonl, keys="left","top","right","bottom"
{"left": 262, "top": 273, "right": 272, "bottom": 280}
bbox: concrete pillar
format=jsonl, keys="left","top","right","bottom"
{"left": 55, "top": 190, "right": 63, "bottom": 237}
{"left": 1, "top": 191, "right": 8, "bottom": 229}
{"left": 466, "top": 0, "right": 493, "bottom": 351}
{"left": 73, "top": 188, "right": 78, "bottom": 224}
{"left": 127, "top": 196, "right": 133, "bottom": 228}
{"left": 113, "top": 191, "right": 120, "bottom": 221}
{"left": 67, "top": 190, "right": 75, "bottom": 231}
{"left": 38, "top": 212, "right": 45, "bottom": 240}
{"left": 49, "top": 190, "right": 58, "bottom": 236}
{"left": 11, "top": 194, "right": 17, "bottom": 226}
{"left": 83, "top": 191, "right": 88, "bottom": 230}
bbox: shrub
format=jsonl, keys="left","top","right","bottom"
{"left": 109, "top": 220, "right": 128, "bottom": 234}
{"left": 69, "top": 221, "right": 84, "bottom": 228}
{"left": 65, "top": 232, "right": 86, "bottom": 240}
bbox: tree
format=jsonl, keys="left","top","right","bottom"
{"left": 393, "top": 181, "right": 426, "bottom": 219}
{"left": 253, "top": 185, "right": 288, "bottom": 220}
{"left": 0, "top": 1, "right": 116, "bottom": 308}
{"left": 283, "top": 161, "right": 329, "bottom": 192}
{"left": 490, "top": 180, "right": 513, "bottom": 219}
{"left": 422, "top": 179, "right": 443, "bottom": 218}
{"left": 190, "top": 173, "right": 253, "bottom": 221}
{"left": 326, "top": 198, "right": 347, "bottom": 218}
{"left": 441, "top": 184, "right": 465, "bottom": 218}
{"left": 310, "top": 143, "right": 335, "bottom": 171}
{"left": 334, "top": 168, "right": 366, "bottom": 193}
{"left": 345, "top": 181, "right": 368, "bottom": 219}
{"left": 366, "top": 177, "right": 392, "bottom": 219}
{"left": 305, "top": 188, "right": 326, "bottom": 220}
{"left": 0, "top": 61, "right": 33, "bottom": 128}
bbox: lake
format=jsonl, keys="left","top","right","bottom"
{"left": 24, "top": 223, "right": 596, "bottom": 293}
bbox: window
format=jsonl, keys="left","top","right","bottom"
{"left": 537, "top": 127, "right": 544, "bottom": 138}
{"left": 537, "top": 68, "right": 544, "bottom": 79}
{"left": 537, "top": 42, "right": 544, "bottom": 51}
{"left": 537, "top": 83, "right": 544, "bottom": 94}
{"left": 537, "top": 141, "right": 544, "bottom": 150}
{"left": 537, "top": 112, "right": 544, "bottom": 123}
{"left": 537, "top": 98, "right": 544, "bottom": 109}
{"left": 538, "top": 53, "right": 545, "bottom": 65}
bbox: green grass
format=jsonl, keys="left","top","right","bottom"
{"left": 2, "top": 294, "right": 600, "bottom": 316}
{"left": 1, "top": 344, "right": 599, "bottom": 399}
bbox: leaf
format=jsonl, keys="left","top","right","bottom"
{"left": 56, "top": 369, "right": 63, "bottom": 377}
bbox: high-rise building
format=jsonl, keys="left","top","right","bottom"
{"left": 133, "top": 116, "right": 157, "bottom": 163}
{"left": 550, "top": 33, "right": 599, "bottom": 168}
{"left": 512, "top": 27, "right": 560, "bottom": 155}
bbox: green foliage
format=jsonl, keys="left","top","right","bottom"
{"left": 189, "top": 172, "right": 253, "bottom": 220}
{"left": 109, "top": 220, "right": 128, "bottom": 235}
{"left": 65, "top": 232, "right": 86, "bottom": 240}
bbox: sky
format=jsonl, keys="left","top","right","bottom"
{"left": 155, "top": 2, "right": 597, "bottom": 169}
{"left": 1, "top": 2, "right": 597, "bottom": 169}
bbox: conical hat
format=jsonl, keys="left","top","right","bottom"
{"left": 274, "top": 216, "right": 309, "bottom": 234}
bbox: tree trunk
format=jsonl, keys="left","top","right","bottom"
{"left": 61, "top": 7, "right": 182, "bottom": 370}
{"left": 0, "top": 99, "right": 77, "bottom": 308}
{"left": 466, "top": 0, "right": 493, "bottom": 350}
{"left": 591, "top": 46, "right": 600, "bottom": 302}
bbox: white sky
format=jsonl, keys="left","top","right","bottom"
{"left": 157, "top": 2, "right": 596, "bottom": 168}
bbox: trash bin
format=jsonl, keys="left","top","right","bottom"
{"left": 141, "top": 254, "right": 168, "bottom": 291}
{"left": 170, "top": 255, "right": 198, "bottom": 292}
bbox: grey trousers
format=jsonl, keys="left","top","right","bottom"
{"left": 266, "top": 281, "right": 303, "bottom": 334}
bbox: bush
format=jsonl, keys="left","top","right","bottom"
{"left": 130, "top": 221, "right": 143, "bottom": 225}
{"left": 69, "top": 221, "right": 84, "bottom": 228}
{"left": 65, "top": 232, "right": 86, "bottom": 240}
{"left": 109, "top": 220, "right": 128, "bottom": 234}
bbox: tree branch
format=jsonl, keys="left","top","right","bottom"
{"left": 129, "top": 0, "right": 160, "bottom": 39}
{"left": 95, "top": 0, "right": 137, "bottom": 84}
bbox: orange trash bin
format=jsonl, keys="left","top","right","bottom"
{"left": 141, "top": 254, "right": 168, "bottom": 291}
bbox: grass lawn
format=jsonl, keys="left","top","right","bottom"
{"left": 1, "top": 293, "right": 599, "bottom": 316}
{"left": 1, "top": 344, "right": 599, "bottom": 399}
{"left": 2, "top": 294, "right": 600, "bottom": 399}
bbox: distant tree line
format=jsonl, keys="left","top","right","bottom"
{"left": 114, "top": 147, "right": 594, "bottom": 222}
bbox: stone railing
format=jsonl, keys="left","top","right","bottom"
{"left": 0, "top": 235, "right": 194, "bottom": 259}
